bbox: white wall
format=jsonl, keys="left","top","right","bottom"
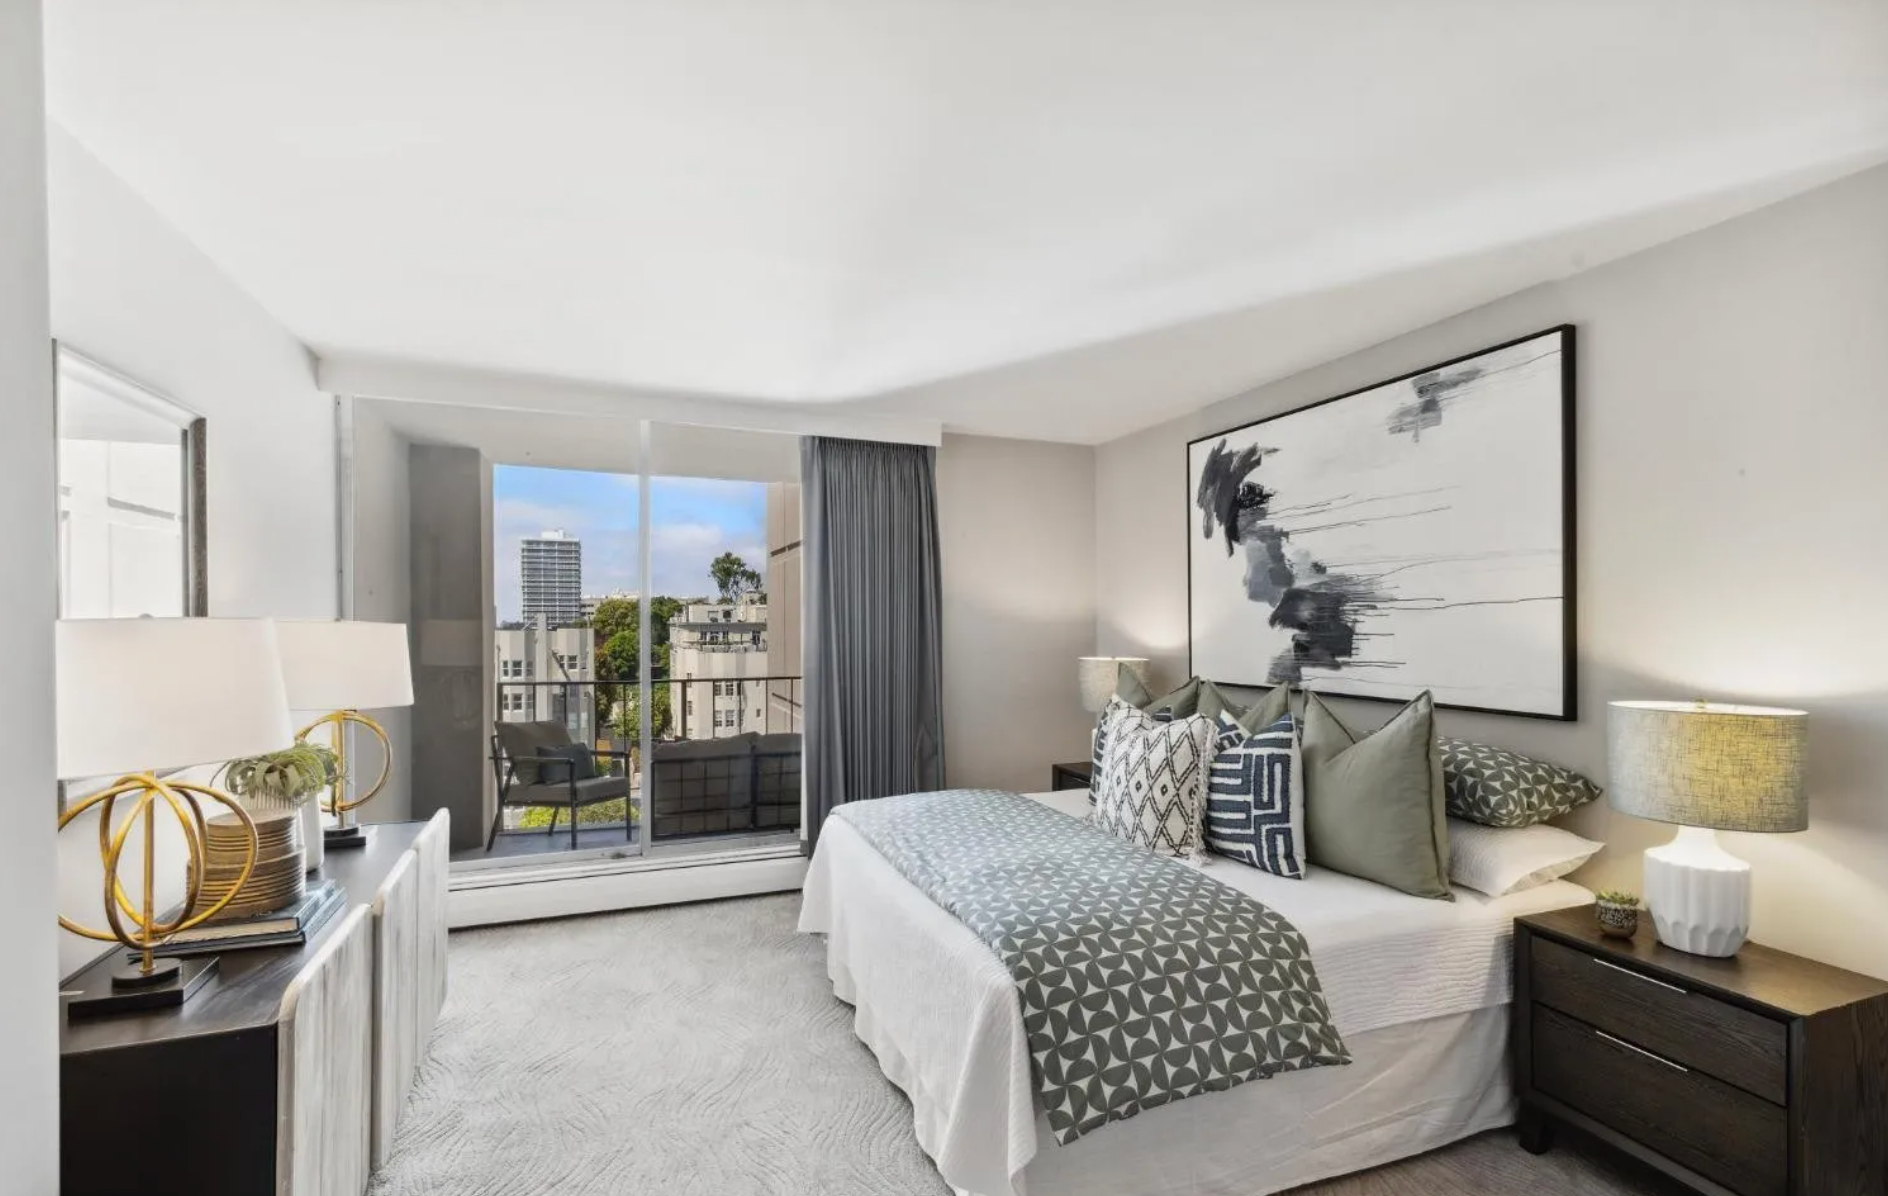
{"left": 0, "top": 1, "right": 62, "bottom": 1189}
{"left": 1096, "top": 163, "right": 1888, "bottom": 980}
{"left": 348, "top": 400, "right": 413, "bottom": 821}
{"left": 938, "top": 433, "right": 1097, "bottom": 792}
{"left": 48, "top": 126, "right": 339, "bottom": 977}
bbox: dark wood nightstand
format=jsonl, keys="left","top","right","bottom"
{"left": 1050, "top": 760, "right": 1092, "bottom": 791}
{"left": 1514, "top": 906, "right": 1888, "bottom": 1196}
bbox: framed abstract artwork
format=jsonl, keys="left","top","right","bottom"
{"left": 1187, "top": 325, "right": 1575, "bottom": 720}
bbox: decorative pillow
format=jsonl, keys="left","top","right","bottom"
{"left": 1203, "top": 712, "right": 1305, "bottom": 878}
{"left": 1091, "top": 703, "right": 1214, "bottom": 857}
{"left": 539, "top": 743, "right": 596, "bottom": 784}
{"left": 1301, "top": 691, "right": 1452, "bottom": 901}
{"left": 1447, "top": 819, "right": 1601, "bottom": 897}
{"left": 1113, "top": 662, "right": 1156, "bottom": 708}
{"left": 1440, "top": 738, "right": 1601, "bottom": 828}
{"left": 1197, "top": 678, "right": 1290, "bottom": 734}
{"left": 1090, "top": 673, "right": 1210, "bottom": 801}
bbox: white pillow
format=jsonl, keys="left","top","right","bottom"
{"left": 1446, "top": 818, "right": 1601, "bottom": 897}
{"left": 1092, "top": 703, "right": 1214, "bottom": 858}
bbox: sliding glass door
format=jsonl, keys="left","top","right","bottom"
{"left": 377, "top": 408, "right": 805, "bottom": 873}
{"left": 637, "top": 422, "right": 803, "bottom": 856}
{"left": 483, "top": 456, "right": 646, "bottom": 863}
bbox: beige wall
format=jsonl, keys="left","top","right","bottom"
{"left": 1095, "top": 162, "right": 1888, "bottom": 979}
{"left": 0, "top": 1, "right": 61, "bottom": 1188}
{"left": 939, "top": 433, "right": 1097, "bottom": 793}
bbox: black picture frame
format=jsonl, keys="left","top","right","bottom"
{"left": 1185, "top": 323, "right": 1577, "bottom": 722}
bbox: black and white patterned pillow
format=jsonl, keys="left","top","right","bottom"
{"left": 1204, "top": 712, "right": 1305, "bottom": 878}
{"left": 1090, "top": 695, "right": 1174, "bottom": 803}
{"left": 1439, "top": 737, "right": 1601, "bottom": 828}
{"left": 1092, "top": 703, "right": 1213, "bottom": 857}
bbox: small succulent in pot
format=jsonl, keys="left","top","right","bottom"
{"left": 1594, "top": 889, "right": 1640, "bottom": 939}
{"left": 219, "top": 743, "right": 345, "bottom": 815}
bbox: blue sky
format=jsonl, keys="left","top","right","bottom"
{"left": 493, "top": 465, "right": 768, "bottom": 622}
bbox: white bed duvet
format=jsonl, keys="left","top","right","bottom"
{"left": 798, "top": 790, "right": 1592, "bottom": 1196}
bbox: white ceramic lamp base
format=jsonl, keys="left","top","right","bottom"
{"left": 1643, "top": 826, "right": 1751, "bottom": 957}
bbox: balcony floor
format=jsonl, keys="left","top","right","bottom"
{"left": 450, "top": 823, "right": 800, "bottom": 867}
{"left": 455, "top": 825, "right": 640, "bottom": 862}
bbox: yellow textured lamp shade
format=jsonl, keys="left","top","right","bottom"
{"left": 1606, "top": 701, "right": 1808, "bottom": 833}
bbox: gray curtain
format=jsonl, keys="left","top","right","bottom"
{"left": 801, "top": 436, "right": 945, "bottom": 854}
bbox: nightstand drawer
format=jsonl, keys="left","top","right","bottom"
{"left": 1533, "top": 1005, "right": 1788, "bottom": 1196}
{"left": 1531, "top": 936, "right": 1788, "bottom": 1103}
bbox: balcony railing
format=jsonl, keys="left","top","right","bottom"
{"left": 491, "top": 675, "right": 803, "bottom": 846}
{"left": 494, "top": 675, "right": 803, "bottom": 744}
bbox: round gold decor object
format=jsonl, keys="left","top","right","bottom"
{"left": 191, "top": 811, "right": 306, "bottom": 921}
{"left": 57, "top": 773, "right": 260, "bottom": 981}
{"left": 299, "top": 709, "right": 392, "bottom": 816}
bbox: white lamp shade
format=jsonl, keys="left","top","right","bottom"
{"left": 1078, "top": 656, "right": 1149, "bottom": 713}
{"left": 56, "top": 618, "right": 296, "bottom": 779}
{"left": 275, "top": 619, "right": 415, "bottom": 711}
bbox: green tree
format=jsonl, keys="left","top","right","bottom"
{"left": 588, "top": 594, "right": 681, "bottom": 734}
{"left": 709, "top": 552, "right": 763, "bottom": 602}
{"left": 613, "top": 682, "right": 673, "bottom": 740}
{"left": 590, "top": 595, "right": 638, "bottom": 645}
{"left": 601, "top": 629, "right": 639, "bottom": 683}
{"left": 649, "top": 595, "right": 684, "bottom": 645}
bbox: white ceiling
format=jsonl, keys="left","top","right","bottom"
{"left": 44, "top": 1, "right": 1888, "bottom": 444}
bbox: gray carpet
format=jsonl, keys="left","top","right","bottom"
{"left": 371, "top": 894, "right": 1680, "bottom": 1196}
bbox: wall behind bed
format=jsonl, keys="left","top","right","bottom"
{"left": 939, "top": 432, "right": 1098, "bottom": 793}
{"left": 1094, "top": 161, "right": 1888, "bottom": 980}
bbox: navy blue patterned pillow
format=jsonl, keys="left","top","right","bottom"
{"left": 1203, "top": 712, "right": 1305, "bottom": 879}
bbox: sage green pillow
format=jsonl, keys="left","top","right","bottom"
{"left": 1301, "top": 690, "right": 1452, "bottom": 901}
{"left": 1114, "top": 664, "right": 1156, "bottom": 708}
{"left": 1114, "top": 667, "right": 1200, "bottom": 718}
{"left": 1199, "top": 679, "right": 1290, "bottom": 734}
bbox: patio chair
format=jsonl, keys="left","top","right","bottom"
{"left": 488, "top": 721, "right": 631, "bottom": 851}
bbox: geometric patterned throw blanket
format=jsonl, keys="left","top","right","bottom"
{"left": 832, "top": 789, "right": 1349, "bottom": 1145}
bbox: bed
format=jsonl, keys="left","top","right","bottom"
{"left": 798, "top": 789, "right": 1593, "bottom": 1196}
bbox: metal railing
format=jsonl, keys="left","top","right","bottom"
{"left": 489, "top": 675, "right": 804, "bottom": 847}
{"left": 493, "top": 675, "right": 803, "bottom": 746}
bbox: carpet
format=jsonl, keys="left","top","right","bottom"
{"left": 370, "top": 894, "right": 1679, "bottom": 1196}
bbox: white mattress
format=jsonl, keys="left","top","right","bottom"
{"left": 799, "top": 790, "right": 1592, "bottom": 1196}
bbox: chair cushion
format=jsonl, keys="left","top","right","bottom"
{"left": 504, "top": 775, "right": 627, "bottom": 807}
{"left": 653, "top": 733, "right": 756, "bottom": 761}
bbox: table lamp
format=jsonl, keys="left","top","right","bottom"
{"left": 1078, "top": 656, "right": 1149, "bottom": 714}
{"left": 1607, "top": 700, "right": 1808, "bottom": 957}
{"left": 56, "top": 618, "right": 294, "bottom": 1014}
{"left": 275, "top": 619, "right": 414, "bottom": 849}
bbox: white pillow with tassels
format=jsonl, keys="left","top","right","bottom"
{"left": 1090, "top": 700, "right": 1214, "bottom": 858}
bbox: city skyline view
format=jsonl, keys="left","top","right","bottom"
{"left": 493, "top": 465, "right": 769, "bottom": 623}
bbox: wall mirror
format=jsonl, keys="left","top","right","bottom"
{"left": 54, "top": 344, "right": 208, "bottom": 807}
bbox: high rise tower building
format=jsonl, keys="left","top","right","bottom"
{"left": 520, "top": 529, "right": 582, "bottom": 627}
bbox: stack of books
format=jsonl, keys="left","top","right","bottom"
{"left": 153, "top": 879, "right": 345, "bottom": 957}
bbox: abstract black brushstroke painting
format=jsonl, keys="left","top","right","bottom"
{"left": 1187, "top": 326, "right": 1574, "bottom": 720}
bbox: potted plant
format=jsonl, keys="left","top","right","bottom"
{"left": 220, "top": 743, "right": 344, "bottom": 872}
{"left": 1594, "top": 889, "right": 1640, "bottom": 939}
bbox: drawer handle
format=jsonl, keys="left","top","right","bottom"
{"left": 1595, "top": 1029, "right": 1690, "bottom": 1073}
{"left": 1591, "top": 957, "right": 1687, "bottom": 995}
